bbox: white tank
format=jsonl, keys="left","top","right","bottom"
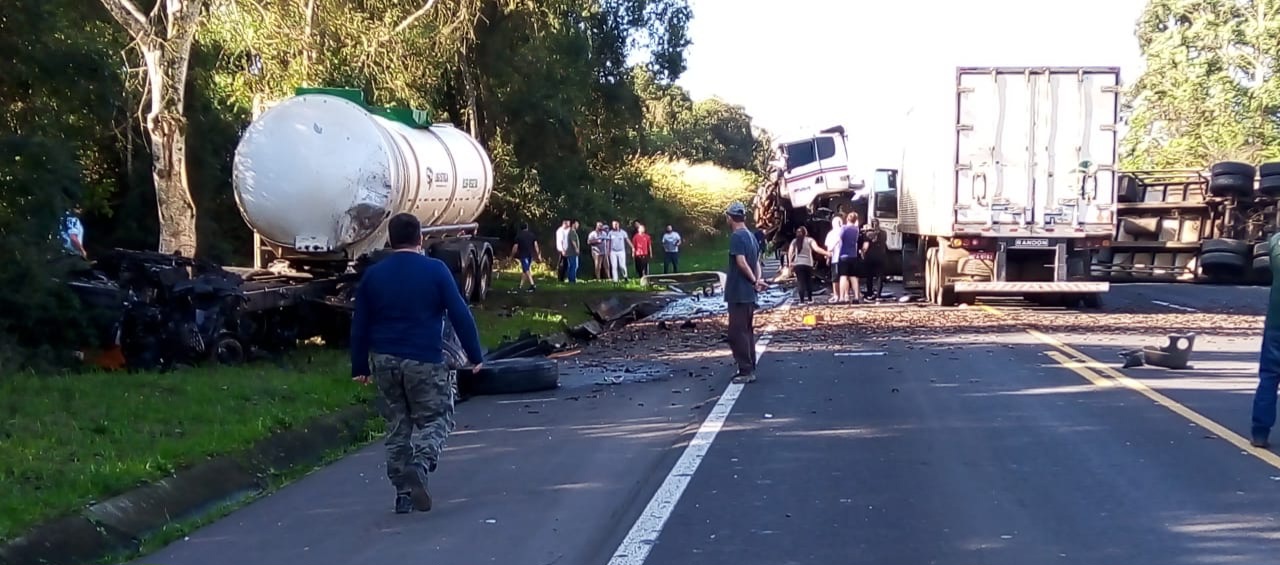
{"left": 232, "top": 93, "right": 494, "bottom": 259}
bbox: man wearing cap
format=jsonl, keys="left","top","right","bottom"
{"left": 724, "top": 201, "right": 768, "bottom": 383}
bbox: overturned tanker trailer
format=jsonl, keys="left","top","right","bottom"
{"left": 73, "top": 88, "right": 499, "bottom": 369}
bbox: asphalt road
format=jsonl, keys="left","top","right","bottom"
{"left": 135, "top": 281, "right": 1280, "bottom": 565}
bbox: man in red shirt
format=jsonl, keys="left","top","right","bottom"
{"left": 632, "top": 223, "right": 653, "bottom": 278}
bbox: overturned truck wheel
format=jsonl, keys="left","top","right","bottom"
{"left": 461, "top": 358, "right": 560, "bottom": 396}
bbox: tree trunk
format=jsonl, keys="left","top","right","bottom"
{"left": 141, "top": 40, "right": 198, "bottom": 257}
{"left": 100, "top": 0, "right": 204, "bottom": 257}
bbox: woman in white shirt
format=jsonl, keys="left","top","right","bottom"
{"left": 789, "top": 225, "right": 831, "bottom": 304}
{"left": 823, "top": 216, "right": 844, "bottom": 302}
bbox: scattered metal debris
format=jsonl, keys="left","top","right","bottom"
{"left": 1120, "top": 333, "right": 1198, "bottom": 370}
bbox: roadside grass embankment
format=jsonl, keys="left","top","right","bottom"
{"left": 0, "top": 349, "right": 373, "bottom": 547}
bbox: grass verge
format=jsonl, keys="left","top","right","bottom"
{"left": 0, "top": 348, "right": 370, "bottom": 544}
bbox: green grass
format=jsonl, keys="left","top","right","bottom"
{"left": 0, "top": 349, "right": 371, "bottom": 544}
{"left": 677, "top": 234, "right": 730, "bottom": 274}
{"left": 471, "top": 306, "right": 593, "bottom": 348}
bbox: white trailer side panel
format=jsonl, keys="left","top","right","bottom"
{"left": 900, "top": 67, "right": 1121, "bottom": 239}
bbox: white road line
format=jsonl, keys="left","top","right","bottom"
{"left": 835, "top": 351, "right": 887, "bottom": 357}
{"left": 605, "top": 312, "right": 783, "bottom": 565}
{"left": 1151, "top": 299, "right": 1199, "bottom": 312}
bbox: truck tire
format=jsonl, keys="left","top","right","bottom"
{"left": 1199, "top": 251, "right": 1247, "bottom": 271}
{"left": 473, "top": 251, "right": 493, "bottom": 303}
{"left": 1201, "top": 238, "right": 1250, "bottom": 256}
{"left": 462, "top": 358, "right": 559, "bottom": 396}
{"left": 1255, "top": 241, "right": 1272, "bottom": 258}
{"left": 1259, "top": 162, "right": 1280, "bottom": 178}
{"left": 460, "top": 246, "right": 478, "bottom": 302}
{"left": 1209, "top": 173, "right": 1253, "bottom": 198}
{"left": 1254, "top": 254, "right": 1271, "bottom": 272}
{"left": 1259, "top": 174, "right": 1280, "bottom": 197}
{"left": 924, "top": 248, "right": 938, "bottom": 304}
{"left": 1211, "top": 161, "right": 1257, "bottom": 178}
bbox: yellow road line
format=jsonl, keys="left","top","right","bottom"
{"left": 1025, "top": 328, "right": 1280, "bottom": 469}
{"left": 1043, "top": 350, "right": 1115, "bottom": 388}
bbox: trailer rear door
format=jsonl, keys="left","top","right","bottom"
{"left": 954, "top": 67, "right": 1120, "bottom": 236}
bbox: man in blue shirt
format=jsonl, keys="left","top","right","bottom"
{"left": 725, "top": 202, "right": 768, "bottom": 383}
{"left": 351, "top": 213, "right": 485, "bottom": 514}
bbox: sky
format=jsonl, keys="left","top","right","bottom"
{"left": 676, "top": 0, "right": 1149, "bottom": 175}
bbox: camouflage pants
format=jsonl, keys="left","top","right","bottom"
{"left": 371, "top": 354, "right": 456, "bottom": 494}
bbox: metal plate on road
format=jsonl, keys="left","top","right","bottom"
{"left": 1014, "top": 238, "right": 1050, "bottom": 247}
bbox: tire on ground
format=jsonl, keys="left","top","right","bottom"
{"left": 1209, "top": 173, "right": 1254, "bottom": 198}
{"left": 1259, "top": 162, "right": 1280, "bottom": 178}
{"left": 1211, "top": 161, "right": 1257, "bottom": 178}
{"left": 1082, "top": 293, "right": 1103, "bottom": 309}
{"left": 1201, "top": 238, "right": 1250, "bottom": 256}
{"left": 1259, "top": 174, "right": 1280, "bottom": 197}
{"left": 463, "top": 358, "right": 559, "bottom": 395}
{"left": 1199, "top": 251, "right": 1247, "bottom": 271}
{"left": 1255, "top": 254, "right": 1271, "bottom": 272}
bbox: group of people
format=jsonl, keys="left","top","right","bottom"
{"left": 509, "top": 219, "right": 685, "bottom": 290}
{"left": 787, "top": 213, "right": 889, "bottom": 304}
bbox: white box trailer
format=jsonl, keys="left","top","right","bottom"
{"left": 882, "top": 66, "right": 1120, "bottom": 307}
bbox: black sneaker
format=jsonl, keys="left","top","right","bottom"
{"left": 394, "top": 493, "right": 413, "bottom": 514}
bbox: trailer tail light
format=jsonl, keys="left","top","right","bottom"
{"left": 950, "top": 237, "right": 988, "bottom": 250}
{"left": 1078, "top": 238, "right": 1110, "bottom": 250}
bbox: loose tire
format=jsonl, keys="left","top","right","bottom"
{"left": 1255, "top": 241, "right": 1272, "bottom": 258}
{"left": 1259, "top": 162, "right": 1280, "bottom": 178}
{"left": 1201, "top": 238, "right": 1250, "bottom": 256}
{"left": 463, "top": 358, "right": 560, "bottom": 396}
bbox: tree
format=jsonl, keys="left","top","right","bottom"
{"left": 99, "top": 0, "right": 206, "bottom": 257}
{"left": 1124, "top": 0, "right": 1280, "bottom": 168}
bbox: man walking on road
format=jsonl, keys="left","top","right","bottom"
{"left": 351, "top": 213, "right": 485, "bottom": 514}
{"left": 725, "top": 202, "right": 767, "bottom": 383}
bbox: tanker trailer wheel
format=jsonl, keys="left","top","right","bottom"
{"left": 457, "top": 247, "right": 478, "bottom": 302}
{"left": 473, "top": 251, "right": 493, "bottom": 303}
{"left": 458, "top": 358, "right": 559, "bottom": 396}
{"left": 210, "top": 333, "right": 246, "bottom": 366}
{"left": 924, "top": 248, "right": 937, "bottom": 304}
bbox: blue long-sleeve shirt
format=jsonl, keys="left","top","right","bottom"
{"left": 350, "top": 251, "right": 485, "bottom": 377}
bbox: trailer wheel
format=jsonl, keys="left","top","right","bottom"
{"left": 211, "top": 334, "right": 246, "bottom": 366}
{"left": 924, "top": 248, "right": 938, "bottom": 304}
{"left": 1200, "top": 251, "right": 1247, "bottom": 275}
{"left": 460, "top": 358, "right": 559, "bottom": 396}
{"left": 1209, "top": 173, "right": 1254, "bottom": 198}
{"left": 1259, "top": 174, "right": 1280, "bottom": 197}
{"left": 1256, "top": 255, "right": 1273, "bottom": 284}
{"left": 473, "top": 252, "right": 493, "bottom": 303}
{"left": 1255, "top": 242, "right": 1272, "bottom": 258}
{"left": 1211, "top": 161, "right": 1257, "bottom": 178}
{"left": 1201, "top": 238, "right": 1250, "bottom": 256}
{"left": 459, "top": 247, "right": 478, "bottom": 302}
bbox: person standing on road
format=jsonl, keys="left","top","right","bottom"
{"left": 824, "top": 216, "right": 844, "bottom": 302}
{"left": 351, "top": 213, "right": 485, "bottom": 514}
{"left": 565, "top": 219, "right": 581, "bottom": 283}
{"left": 789, "top": 226, "right": 830, "bottom": 304}
{"left": 838, "top": 212, "right": 863, "bottom": 303}
{"left": 554, "top": 219, "right": 571, "bottom": 283}
{"left": 860, "top": 218, "right": 889, "bottom": 301}
{"left": 587, "top": 221, "right": 608, "bottom": 280}
{"left": 662, "top": 225, "right": 682, "bottom": 273}
{"left": 607, "top": 220, "right": 632, "bottom": 281}
{"left": 511, "top": 223, "right": 542, "bottom": 292}
{"left": 725, "top": 201, "right": 768, "bottom": 383}
{"left": 1251, "top": 232, "right": 1280, "bottom": 448}
{"left": 633, "top": 223, "right": 653, "bottom": 278}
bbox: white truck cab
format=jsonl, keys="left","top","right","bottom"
{"left": 775, "top": 126, "right": 863, "bottom": 209}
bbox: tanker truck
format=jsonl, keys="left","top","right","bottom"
{"left": 235, "top": 87, "right": 497, "bottom": 302}
{"left": 70, "top": 88, "right": 498, "bottom": 369}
